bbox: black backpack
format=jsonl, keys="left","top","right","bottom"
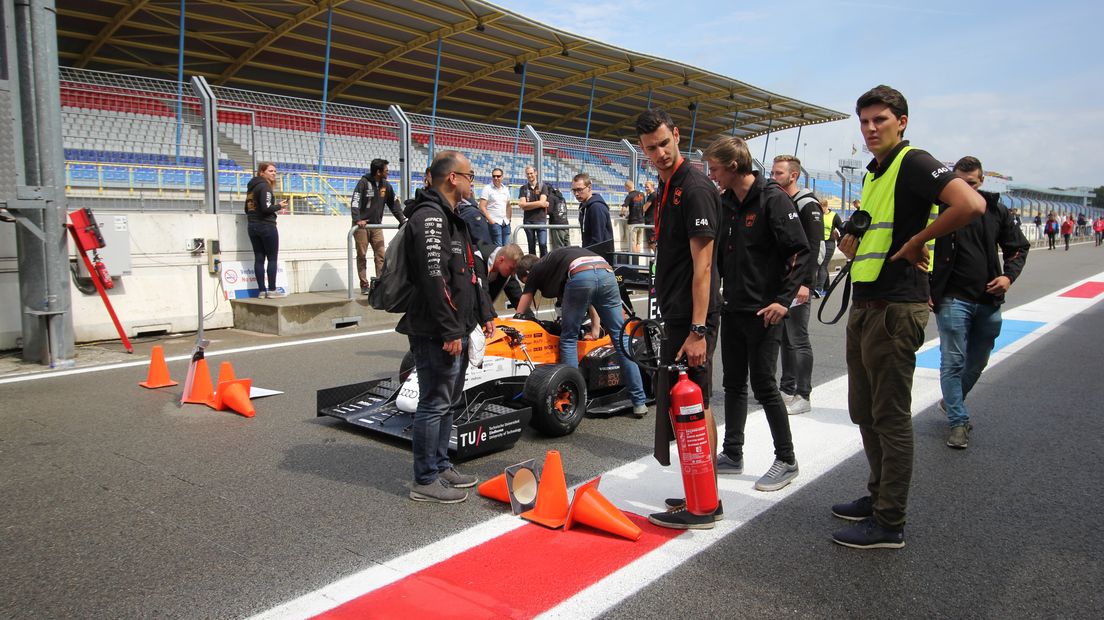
{"left": 544, "top": 183, "right": 567, "bottom": 224}
{"left": 368, "top": 222, "right": 413, "bottom": 313}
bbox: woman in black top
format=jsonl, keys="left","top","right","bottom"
{"left": 245, "top": 162, "right": 287, "bottom": 298}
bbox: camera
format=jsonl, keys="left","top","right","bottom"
{"left": 843, "top": 210, "right": 872, "bottom": 238}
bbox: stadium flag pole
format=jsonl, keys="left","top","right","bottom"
{"left": 583, "top": 75, "right": 596, "bottom": 171}
{"left": 429, "top": 36, "right": 443, "bottom": 159}
{"left": 176, "top": 0, "right": 185, "bottom": 164}
{"left": 318, "top": 4, "right": 334, "bottom": 176}
{"left": 514, "top": 62, "right": 527, "bottom": 156}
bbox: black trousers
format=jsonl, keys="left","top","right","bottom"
{"left": 720, "top": 311, "right": 795, "bottom": 464}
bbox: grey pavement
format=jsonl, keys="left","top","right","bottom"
{"left": 2, "top": 242, "right": 1103, "bottom": 618}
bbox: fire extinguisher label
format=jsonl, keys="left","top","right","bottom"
{"left": 679, "top": 403, "right": 703, "bottom": 415}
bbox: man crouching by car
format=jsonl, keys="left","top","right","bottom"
{"left": 399, "top": 150, "right": 496, "bottom": 504}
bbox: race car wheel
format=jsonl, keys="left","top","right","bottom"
{"left": 398, "top": 351, "right": 416, "bottom": 383}
{"left": 523, "top": 364, "right": 587, "bottom": 437}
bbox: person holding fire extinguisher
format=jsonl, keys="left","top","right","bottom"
{"left": 635, "top": 107, "right": 723, "bottom": 530}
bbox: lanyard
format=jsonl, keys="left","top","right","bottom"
{"left": 654, "top": 158, "right": 685, "bottom": 241}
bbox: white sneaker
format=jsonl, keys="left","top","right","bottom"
{"left": 780, "top": 392, "right": 798, "bottom": 406}
{"left": 786, "top": 395, "right": 811, "bottom": 415}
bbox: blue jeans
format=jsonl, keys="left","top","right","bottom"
{"left": 559, "top": 268, "right": 646, "bottom": 406}
{"left": 490, "top": 222, "right": 511, "bottom": 246}
{"left": 408, "top": 334, "right": 469, "bottom": 484}
{"left": 936, "top": 297, "right": 1003, "bottom": 428}
{"left": 524, "top": 227, "right": 548, "bottom": 256}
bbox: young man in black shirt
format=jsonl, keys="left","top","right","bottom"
{"left": 932, "top": 156, "right": 1029, "bottom": 449}
{"left": 636, "top": 107, "right": 722, "bottom": 530}
{"left": 706, "top": 139, "right": 810, "bottom": 493}
{"left": 518, "top": 165, "right": 549, "bottom": 256}
{"left": 350, "top": 158, "right": 407, "bottom": 294}
{"left": 832, "top": 85, "right": 984, "bottom": 549}
{"left": 573, "top": 173, "right": 613, "bottom": 250}
{"left": 620, "top": 180, "right": 646, "bottom": 252}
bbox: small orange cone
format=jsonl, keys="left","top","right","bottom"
{"left": 521, "top": 450, "right": 569, "bottom": 529}
{"left": 477, "top": 473, "right": 510, "bottom": 504}
{"left": 139, "top": 345, "right": 178, "bottom": 389}
{"left": 215, "top": 361, "right": 236, "bottom": 385}
{"left": 565, "top": 477, "right": 642, "bottom": 541}
{"left": 181, "top": 357, "right": 214, "bottom": 404}
{"left": 207, "top": 378, "right": 255, "bottom": 417}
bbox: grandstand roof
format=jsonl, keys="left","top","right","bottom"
{"left": 56, "top": 0, "right": 848, "bottom": 146}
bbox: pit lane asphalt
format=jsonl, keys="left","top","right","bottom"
{"left": 2, "top": 242, "right": 1102, "bottom": 619}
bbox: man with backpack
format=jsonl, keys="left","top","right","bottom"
{"left": 397, "top": 151, "right": 495, "bottom": 505}
{"left": 772, "top": 155, "right": 822, "bottom": 416}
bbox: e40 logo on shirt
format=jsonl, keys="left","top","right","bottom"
{"left": 695, "top": 218, "right": 710, "bottom": 226}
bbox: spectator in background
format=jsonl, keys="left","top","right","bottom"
{"left": 1077, "top": 213, "right": 1087, "bottom": 237}
{"left": 621, "top": 180, "right": 646, "bottom": 252}
{"left": 479, "top": 167, "right": 512, "bottom": 245}
{"left": 404, "top": 167, "right": 432, "bottom": 211}
{"left": 546, "top": 180, "right": 571, "bottom": 251}
{"left": 351, "top": 158, "right": 406, "bottom": 294}
{"left": 458, "top": 183, "right": 492, "bottom": 246}
{"left": 1093, "top": 216, "right": 1104, "bottom": 246}
{"left": 518, "top": 165, "right": 549, "bottom": 256}
{"left": 1061, "top": 214, "right": 1074, "bottom": 250}
{"left": 1010, "top": 208, "right": 1022, "bottom": 229}
{"left": 245, "top": 161, "right": 287, "bottom": 299}
{"left": 1033, "top": 213, "right": 1041, "bottom": 231}
{"left": 818, "top": 198, "right": 844, "bottom": 296}
{"left": 642, "top": 180, "right": 657, "bottom": 252}
{"left": 1044, "top": 213, "right": 1058, "bottom": 250}
{"left": 573, "top": 173, "right": 613, "bottom": 250}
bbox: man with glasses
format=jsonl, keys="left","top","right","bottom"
{"left": 479, "top": 167, "right": 512, "bottom": 246}
{"left": 573, "top": 173, "right": 613, "bottom": 250}
{"left": 398, "top": 151, "right": 495, "bottom": 504}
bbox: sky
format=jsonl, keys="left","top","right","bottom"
{"left": 492, "top": 0, "right": 1103, "bottom": 189}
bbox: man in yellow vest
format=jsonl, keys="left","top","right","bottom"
{"left": 830, "top": 85, "right": 984, "bottom": 549}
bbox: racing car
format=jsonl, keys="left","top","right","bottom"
{"left": 317, "top": 310, "right": 659, "bottom": 461}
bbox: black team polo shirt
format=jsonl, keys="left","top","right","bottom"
{"left": 653, "top": 160, "right": 722, "bottom": 321}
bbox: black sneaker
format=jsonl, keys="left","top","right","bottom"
{"left": 831, "top": 496, "right": 874, "bottom": 521}
{"left": 663, "top": 498, "right": 725, "bottom": 521}
{"left": 831, "top": 517, "right": 905, "bottom": 549}
{"left": 648, "top": 507, "right": 714, "bottom": 530}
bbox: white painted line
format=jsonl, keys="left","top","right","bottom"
{"left": 251, "top": 271, "right": 1104, "bottom": 620}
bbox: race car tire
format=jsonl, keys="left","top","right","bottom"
{"left": 398, "top": 351, "right": 416, "bottom": 383}
{"left": 523, "top": 364, "right": 587, "bottom": 437}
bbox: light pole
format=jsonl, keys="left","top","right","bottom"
{"left": 828, "top": 147, "right": 833, "bottom": 170}
{"left": 802, "top": 142, "right": 807, "bottom": 164}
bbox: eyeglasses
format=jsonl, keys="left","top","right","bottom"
{"left": 454, "top": 170, "right": 475, "bottom": 182}
{"left": 571, "top": 186, "right": 587, "bottom": 193}
{"left": 492, "top": 174, "right": 503, "bottom": 179}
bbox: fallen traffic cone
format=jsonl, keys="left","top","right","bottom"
{"left": 215, "top": 361, "right": 236, "bottom": 385}
{"left": 565, "top": 477, "right": 642, "bottom": 541}
{"left": 139, "top": 345, "right": 178, "bottom": 389}
{"left": 207, "top": 378, "right": 255, "bottom": 417}
{"left": 505, "top": 459, "right": 541, "bottom": 515}
{"left": 181, "top": 357, "right": 214, "bottom": 405}
{"left": 521, "top": 450, "right": 569, "bottom": 529}
{"left": 477, "top": 473, "right": 511, "bottom": 505}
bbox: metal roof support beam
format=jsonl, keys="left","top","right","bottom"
{"left": 687, "top": 103, "right": 699, "bottom": 154}
{"left": 513, "top": 61, "right": 527, "bottom": 156}
{"left": 428, "top": 36, "right": 442, "bottom": 159}
{"left": 731, "top": 109, "right": 738, "bottom": 136}
{"left": 793, "top": 124, "right": 802, "bottom": 159}
{"left": 389, "top": 105, "right": 412, "bottom": 202}
{"left": 484, "top": 60, "right": 646, "bottom": 124}
{"left": 317, "top": 4, "right": 334, "bottom": 175}
{"left": 761, "top": 116, "right": 773, "bottom": 164}
{"left": 582, "top": 75, "right": 596, "bottom": 172}
{"left": 73, "top": 0, "right": 151, "bottom": 68}
{"left": 190, "top": 75, "right": 219, "bottom": 212}
{"left": 526, "top": 125, "right": 542, "bottom": 182}
{"left": 620, "top": 139, "right": 638, "bottom": 186}
{"left": 175, "top": 0, "right": 184, "bottom": 163}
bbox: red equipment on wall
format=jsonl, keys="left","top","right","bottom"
{"left": 669, "top": 370, "right": 718, "bottom": 516}
{"left": 66, "top": 207, "right": 132, "bottom": 353}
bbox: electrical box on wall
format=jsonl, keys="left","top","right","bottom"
{"left": 207, "top": 239, "right": 221, "bottom": 274}
{"left": 76, "top": 214, "right": 132, "bottom": 278}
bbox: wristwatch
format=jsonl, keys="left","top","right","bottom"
{"left": 689, "top": 323, "right": 708, "bottom": 337}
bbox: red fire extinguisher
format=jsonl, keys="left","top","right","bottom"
{"left": 92, "top": 251, "right": 114, "bottom": 289}
{"left": 669, "top": 369, "right": 718, "bottom": 515}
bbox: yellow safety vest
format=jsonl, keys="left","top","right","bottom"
{"left": 852, "top": 146, "right": 937, "bottom": 282}
{"left": 822, "top": 210, "right": 837, "bottom": 241}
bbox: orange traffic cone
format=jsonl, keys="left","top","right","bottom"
{"left": 477, "top": 473, "right": 510, "bottom": 504}
{"left": 139, "top": 345, "right": 177, "bottom": 389}
{"left": 215, "top": 361, "right": 236, "bottom": 385}
{"left": 565, "top": 477, "right": 642, "bottom": 541}
{"left": 521, "top": 450, "right": 569, "bottom": 529}
{"left": 207, "top": 378, "right": 255, "bottom": 417}
{"left": 181, "top": 357, "right": 214, "bottom": 405}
